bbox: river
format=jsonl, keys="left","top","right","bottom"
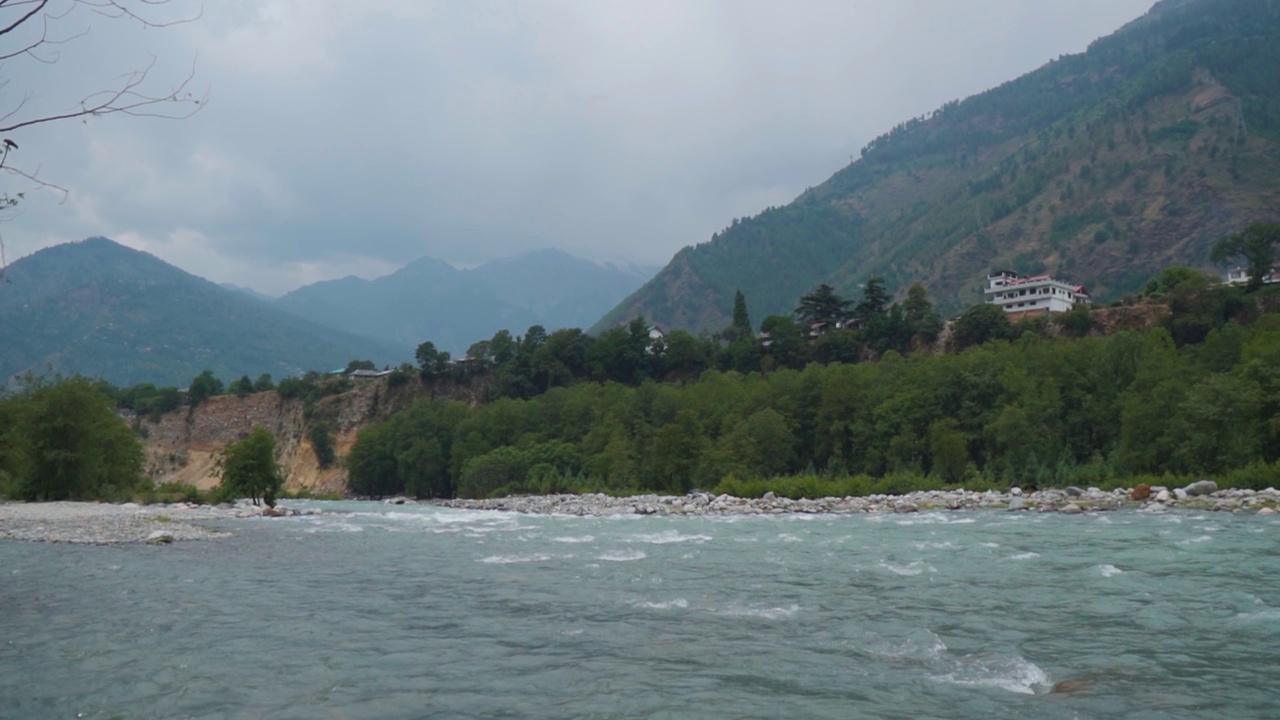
{"left": 2, "top": 502, "right": 1277, "bottom": 718}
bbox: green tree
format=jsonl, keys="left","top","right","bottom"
{"left": 854, "top": 276, "right": 890, "bottom": 322}
{"left": 345, "top": 424, "right": 400, "bottom": 498}
{"left": 951, "top": 304, "right": 1013, "bottom": 351}
{"left": 187, "top": 370, "right": 224, "bottom": 406}
{"left": 902, "top": 284, "right": 943, "bottom": 339}
{"left": 253, "top": 374, "right": 275, "bottom": 393}
{"left": 1212, "top": 223, "right": 1280, "bottom": 292}
{"left": 345, "top": 359, "right": 376, "bottom": 373}
{"left": 415, "top": 341, "right": 452, "bottom": 379}
{"left": 230, "top": 375, "right": 254, "bottom": 397}
{"left": 308, "top": 421, "right": 336, "bottom": 469}
{"left": 218, "top": 427, "right": 284, "bottom": 506}
{"left": 928, "top": 418, "right": 968, "bottom": 483}
{"left": 15, "top": 378, "right": 144, "bottom": 500}
{"left": 795, "top": 283, "right": 852, "bottom": 327}
{"left": 759, "top": 315, "right": 808, "bottom": 370}
{"left": 726, "top": 289, "right": 753, "bottom": 341}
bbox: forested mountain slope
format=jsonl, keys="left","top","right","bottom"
{"left": 595, "top": 0, "right": 1280, "bottom": 334}
{"left": 0, "top": 238, "right": 403, "bottom": 386}
{"left": 276, "top": 249, "right": 655, "bottom": 355}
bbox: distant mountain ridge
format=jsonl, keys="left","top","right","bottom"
{"left": 274, "top": 248, "right": 656, "bottom": 355}
{"left": 0, "top": 238, "right": 404, "bottom": 386}
{"left": 595, "top": 0, "right": 1280, "bottom": 334}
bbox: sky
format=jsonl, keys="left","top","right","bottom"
{"left": 1, "top": 0, "right": 1156, "bottom": 296}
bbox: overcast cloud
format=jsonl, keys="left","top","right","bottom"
{"left": 2, "top": 0, "right": 1155, "bottom": 295}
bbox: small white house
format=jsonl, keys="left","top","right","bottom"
{"left": 984, "top": 270, "right": 1089, "bottom": 317}
{"left": 1225, "top": 266, "right": 1280, "bottom": 286}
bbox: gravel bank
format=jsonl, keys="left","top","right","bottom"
{"left": 437, "top": 483, "right": 1280, "bottom": 517}
{"left": 0, "top": 501, "right": 284, "bottom": 545}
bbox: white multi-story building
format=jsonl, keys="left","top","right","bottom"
{"left": 985, "top": 270, "right": 1089, "bottom": 316}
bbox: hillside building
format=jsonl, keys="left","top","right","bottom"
{"left": 984, "top": 270, "right": 1089, "bottom": 318}
{"left": 1225, "top": 266, "right": 1280, "bottom": 286}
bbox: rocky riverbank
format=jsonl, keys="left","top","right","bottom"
{"left": 437, "top": 482, "right": 1280, "bottom": 517}
{"left": 0, "top": 501, "right": 310, "bottom": 545}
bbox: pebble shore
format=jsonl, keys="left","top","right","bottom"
{"left": 4, "top": 483, "right": 1276, "bottom": 545}
{"left": 437, "top": 482, "right": 1280, "bottom": 517}
{"left": 0, "top": 501, "right": 301, "bottom": 545}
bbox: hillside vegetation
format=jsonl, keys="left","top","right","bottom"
{"left": 350, "top": 279, "right": 1280, "bottom": 499}
{"left": 0, "top": 238, "right": 403, "bottom": 386}
{"left": 596, "top": 0, "right": 1280, "bottom": 334}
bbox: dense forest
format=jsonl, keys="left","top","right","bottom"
{"left": 347, "top": 273, "right": 1280, "bottom": 501}
{"left": 598, "top": 0, "right": 1280, "bottom": 333}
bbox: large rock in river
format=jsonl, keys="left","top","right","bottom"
{"left": 1182, "top": 480, "right": 1218, "bottom": 497}
{"left": 1131, "top": 484, "right": 1151, "bottom": 501}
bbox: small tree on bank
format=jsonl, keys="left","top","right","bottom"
{"left": 217, "top": 427, "right": 283, "bottom": 507}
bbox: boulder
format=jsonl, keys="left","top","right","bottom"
{"left": 1182, "top": 480, "right": 1218, "bottom": 497}
{"left": 1061, "top": 503, "right": 1083, "bottom": 514}
{"left": 146, "top": 530, "right": 174, "bottom": 544}
{"left": 1258, "top": 507, "right": 1277, "bottom": 516}
{"left": 262, "top": 506, "right": 286, "bottom": 517}
{"left": 1173, "top": 488, "right": 1188, "bottom": 500}
{"left": 1009, "top": 486, "right": 1023, "bottom": 496}
{"left": 1130, "top": 484, "right": 1151, "bottom": 501}
{"left": 1155, "top": 489, "right": 1171, "bottom": 503}
{"left": 1007, "top": 497, "right": 1027, "bottom": 511}
{"left": 763, "top": 491, "right": 776, "bottom": 501}
{"left": 893, "top": 501, "right": 918, "bottom": 514}
{"left": 1064, "top": 486, "right": 1084, "bottom": 497}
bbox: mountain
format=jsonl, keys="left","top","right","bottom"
{"left": 275, "top": 249, "right": 656, "bottom": 355}
{"left": 0, "top": 238, "right": 405, "bottom": 386}
{"left": 595, "top": 0, "right": 1280, "bottom": 334}
{"left": 219, "top": 282, "right": 278, "bottom": 303}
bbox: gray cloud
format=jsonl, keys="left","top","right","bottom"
{"left": 3, "top": 0, "right": 1155, "bottom": 294}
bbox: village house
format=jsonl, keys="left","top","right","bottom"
{"left": 984, "top": 270, "right": 1089, "bottom": 318}
{"left": 1224, "top": 266, "right": 1280, "bottom": 286}
{"left": 348, "top": 368, "right": 393, "bottom": 379}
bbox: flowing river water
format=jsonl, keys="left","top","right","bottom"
{"left": 2, "top": 502, "right": 1278, "bottom": 719}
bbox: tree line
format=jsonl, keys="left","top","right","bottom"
{"left": 346, "top": 274, "right": 1280, "bottom": 500}
{"left": 0, "top": 377, "right": 284, "bottom": 504}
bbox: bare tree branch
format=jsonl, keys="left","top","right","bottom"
{"left": 0, "top": 0, "right": 204, "bottom": 276}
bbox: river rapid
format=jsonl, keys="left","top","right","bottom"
{"left": 2, "top": 502, "right": 1277, "bottom": 719}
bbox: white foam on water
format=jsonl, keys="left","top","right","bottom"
{"left": 879, "top": 560, "right": 935, "bottom": 576}
{"left": 597, "top": 549, "right": 647, "bottom": 562}
{"left": 777, "top": 533, "right": 804, "bottom": 543}
{"left": 979, "top": 542, "right": 1001, "bottom": 548}
{"left": 716, "top": 603, "right": 801, "bottom": 620}
{"left": 1097, "top": 564, "right": 1123, "bottom": 577}
{"left": 304, "top": 521, "right": 364, "bottom": 534}
{"left": 551, "top": 535, "right": 596, "bottom": 544}
{"left": 634, "top": 598, "right": 689, "bottom": 610}
{"left": 912, "top": 540, "right": 957, "bottom": 550}
{"left": 867, "top": 629, "right": 948, "bottom": 661}
{"left": 935, "top": 654, "right": 1050, "bottom": 695}
{"left": 1232, "top": 608, "right": 1280, "bottom": 623}
{"left": 1177, "top": 535, "right": 1213, "bottom": 546}
{"left": 480, "top": 553, "right": 556, "bottom": 564}
{"left": 625, "top": 530, "right": 711, "bottom": 545}
{"left": 1008, "top": 551, "right": 1040, "bottom": 560}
